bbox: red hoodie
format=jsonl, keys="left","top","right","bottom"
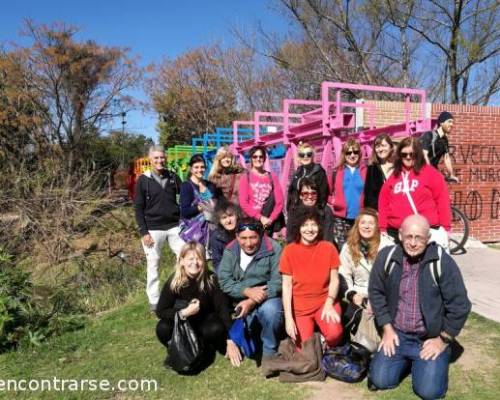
{"left": 378, "top": 164, "right": 451, "bottom": 232}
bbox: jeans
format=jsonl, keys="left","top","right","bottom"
{"left": 369, "top": 330, "right": 451, "bottom": 400}
{"left": 245, "top": 297, "right": 283, "bottom": 356}
{"left": 142, "top": 227, "right": 185, "bottom": 305}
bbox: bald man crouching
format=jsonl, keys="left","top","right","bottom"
{"left": 368, "top": 215, "right": 471, "bottom": 399}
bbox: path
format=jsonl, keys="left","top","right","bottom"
{"left": 452, "top": 246, "right": 500, "bottom": 323}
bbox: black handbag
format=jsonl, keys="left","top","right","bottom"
{"left": 165, "top": 312, "right": 203, "bottom": 373}
{"left": 260, "top": 173, "right": 285, "bottom": 233}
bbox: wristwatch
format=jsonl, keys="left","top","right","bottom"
{"left": 439, "top": 333, "right": 454, "bottom": 344}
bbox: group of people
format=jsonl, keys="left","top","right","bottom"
{"left": 134, "top": 111, "right": 471, "bottom": 399}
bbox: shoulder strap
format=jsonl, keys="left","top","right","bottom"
{"left": 430, "top": 245, "right": 443, "bottom": 286}
{"left": 402, "top": 172, "right": 419, "bottom": 215}
{"left": 383, "top": 245, "right": 398, "bottom": 277}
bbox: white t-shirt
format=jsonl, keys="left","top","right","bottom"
{"left": 240, "top": 250, "right": 255, "bottom": 272}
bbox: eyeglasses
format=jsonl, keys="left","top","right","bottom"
{"left": 236, "top": 223, "right": 262, "bottom": 233}
{"left": 400, "top": 151, "right": 414, "bottom": 159}
{"left": 346, "top": 150, "right": 360, "bottom": 156}
{"left": 298, "top": 151, "right": 313, "bottom": 158}
{"left": 300, "top": 191, "right": 318, "bottom": 199}
{"left": 401, "top": 234, "right": 427, "bottom": 243}
{"left": 251, "top": 155, "right": 265, "bottom": 160}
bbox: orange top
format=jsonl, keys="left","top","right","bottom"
{"left": 280, "top": 240, "right": 340, "bottom": 316}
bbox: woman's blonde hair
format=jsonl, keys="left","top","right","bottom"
{"left": 297, "top": 142, "right": 314, "bottom": 153}
{"left": 345, "top": 208, "right": 381, "bottom": 266}
{"left": 208, "top": 147, "right": 234, "bottom": 180}
{"left": 338, "top": 139, "right": 362, "bottom": 168}
{"left": 170, "top": 241, "right": 213, "bottom": 293}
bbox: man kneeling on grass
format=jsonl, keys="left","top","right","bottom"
{"left": 368, "top": 214, "right": 471, "bottom": 399}
{"left": 218, "top": 218, "right": 283, "bottom": 365}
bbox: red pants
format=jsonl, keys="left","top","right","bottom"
{"left": 295, "top": 302, "right": 343, "bottom": 348}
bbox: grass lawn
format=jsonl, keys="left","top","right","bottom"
{"left": 1, "top": 242, "right": 499, "bottom": 400}
{"left": 0, "top": 293, "right": 499, "bottom": 400}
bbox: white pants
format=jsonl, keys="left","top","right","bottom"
{"left": 142, "top": 226, "right": 185, "bottom": 306}
{"left": 429, "top": 226, "right": 449, "bottom": 253}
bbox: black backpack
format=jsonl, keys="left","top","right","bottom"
{"left": 321, "top": 343, "right": 371, "bottom": 383}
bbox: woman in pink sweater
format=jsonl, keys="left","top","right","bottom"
{"left": 238, "top": 145, "right": 284, "bottom": 233}
{"left": 378, "top": 137, "right": 451, "bottom": 249}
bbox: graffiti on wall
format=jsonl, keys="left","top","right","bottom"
{"left": 451, "top": 189, "right": 500, "bottom": 221}
{"left": 449, "top": 144, "right": 500, "bottom": 183}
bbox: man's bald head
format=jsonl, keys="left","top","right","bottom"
{"left": 399, "top": 215, "right": 431, "bottom": 258}
{"left": 400, "top": 214, "right": 430, "bottom": 234}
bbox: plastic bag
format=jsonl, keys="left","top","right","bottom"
{"left": 228, "top": 318, "right": 256, "bottom": 357}
{"left": 351, "top": 309, "right": 380, "bottom": 353}
{"left": 165, "top": 313, "right": 202, "bottom": 373}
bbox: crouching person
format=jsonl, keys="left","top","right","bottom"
{"left": 368, "top": 215, "right": 471, "bottom": 399}
{"left": 156, "top": 241, "right": 242, "bottom": 372}
{"left": 218, "top": 218, "right": 284, "bottom": 362}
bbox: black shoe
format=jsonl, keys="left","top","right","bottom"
{"left": 367, "top": 378, "right": 378, "bottom": 391}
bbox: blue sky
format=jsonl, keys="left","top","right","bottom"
{"left": 1, "top": 0, "right": 291, "bottom": 142}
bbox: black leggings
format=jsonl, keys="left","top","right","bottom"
{"left": 156, "top": 313, "right": 227, "bottom": 353}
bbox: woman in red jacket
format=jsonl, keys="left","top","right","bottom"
{"left": 331, "top": 139, "right": 367, "bottom": 251}
{"left": 378, "top": 137, "right": 451, "bottom": 249}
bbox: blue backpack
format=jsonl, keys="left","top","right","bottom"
{"left": 321, "top": 343, "right": 370, "bottom": 383}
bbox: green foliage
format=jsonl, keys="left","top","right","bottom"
{"left": 86, "top": 130, "right": 154, "bottom": 170}
{"left": 0, "top": 248, "right": 85, "bottom": 351}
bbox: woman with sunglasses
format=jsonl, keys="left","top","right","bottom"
{"left": 208, "top": 146, "right": 244, "bottom": 204}
{"left": 238, "top": 145, "right": 284, "bottom": 232}
{"left": 378, "top": 137, "right": 451, "bottom": 248}
{"left": 286, "top": 177, "right": 336, "bottom": 246}
{"left": 331, "top": 139, "right": 367, "bottom": 250}
{"left": 363, "top": 134, "right": 394, "bottom": 210}
{"left": 280, "top": 206, "right": 343, "bottom": 349}
{"left": 287, "top": 142, "right": 328, "bottom": 212}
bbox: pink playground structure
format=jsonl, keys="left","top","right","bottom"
{"left": 230, "top": 82, "right": 435, "bottom": 195}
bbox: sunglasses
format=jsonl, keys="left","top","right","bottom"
{"left": 346, "top": 150, "right": 360, "bottom": 156}
{"left": 401, "top": 151, "right": 414, "bottom": 159}
{"left": 236, "top": 223, "right": 262, "bottom": 233}
{"left": 298, "top": 151, "right": 313, "bottom": 158}
{"left": 300, "top": 191, "right": 318, "bottom": 198}
{"left": 251, "top": 155, "right": 265, "bottom": 160}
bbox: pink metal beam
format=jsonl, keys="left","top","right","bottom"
{"left": 321, "top": 81, "right": 427, "bottom": 121}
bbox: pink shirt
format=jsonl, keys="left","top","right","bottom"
{"left": 238, "top": 170, "right": 284, "bottom": 221}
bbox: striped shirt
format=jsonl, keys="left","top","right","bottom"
{"left": 394, "top": 256, "right": 427, "bottom": 336}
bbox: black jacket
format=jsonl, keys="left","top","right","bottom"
{"left": 208, "top": 226, "right": 235, "bottom": 273}
{"left": 156, "top": 273, "right": 233, "bottom": 332}
{"left": 368, "top": 243, "right": 471, "bottom": 338}
{"left": 134, "top": 170, "right": 182, "bottom": 236}
{"left": 363, "top": 164, "right": 386, "bottom": 210}
{"left": 287, "top": 163, "right": 329, "bottom": 212}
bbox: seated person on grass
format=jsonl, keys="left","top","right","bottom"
{"left": 156, "top": 241, "right": 242, "bottom": 371}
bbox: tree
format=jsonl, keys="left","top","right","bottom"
{"left": 9, "top": 20, "right": 141, "bottom": 169}
{"left": 407, "top": 0, "right": 500, "bottom": 104}
{"left": 272, "top": 0, "right": 499, "bottom": 104}
{"left": 148, "top": 46, "right": 240, "bottom": 146}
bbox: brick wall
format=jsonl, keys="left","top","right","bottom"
{"left": 365, "top": 101, "right": 500, "bottom": 242}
